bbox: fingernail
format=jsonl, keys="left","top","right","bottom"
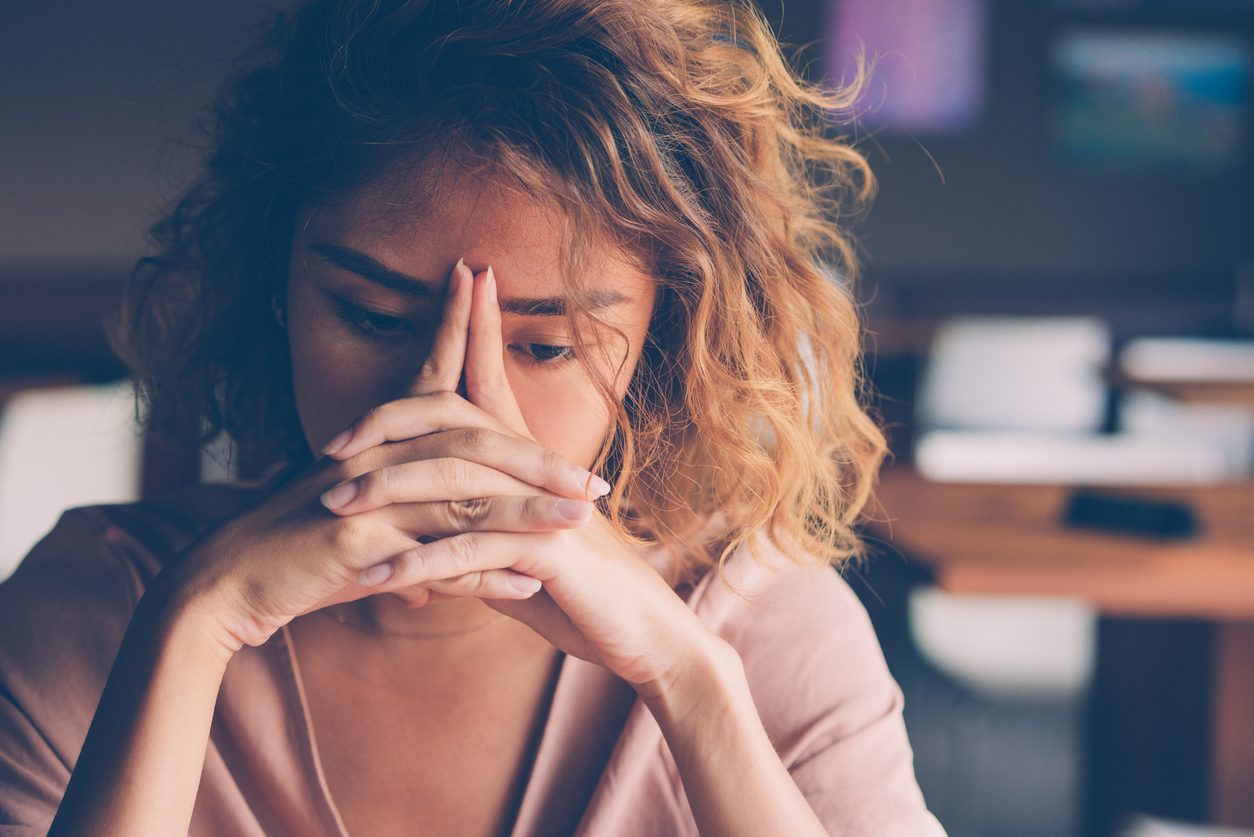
{"left": 359, "top": 562, "right": 393, "bottom": 586}
{"left": 507, "top": 575, "right": 542, "bottom": 594}
{"left": 321, "top": 428, "right": 352, "bottom": 456}
{"left": 572, "top": 468, "right": 611, "bottom": 498}
{"left": 320, "top": 480, "right": 359, "bottom": 510}
{"left": 554, "top": 498, "right": 591, "bottom": 522}
{"left": 450, "top": 257, "right": 466, "bottom": 297}
{"left": 486, "top": 265, "right": 497, "bottom": 303}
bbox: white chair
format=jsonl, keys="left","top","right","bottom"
{"left": 0, "top": 379, "right": 143, "bottom": 581}
{"left": 910, "top": 316, "right": 1102, "bottom": 698}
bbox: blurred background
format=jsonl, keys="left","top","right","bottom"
{"left": 1, "top": 2, "right": 1251, "bottom": 835}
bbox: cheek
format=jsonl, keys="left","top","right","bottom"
{"left": 286, "top": 294, "right": 402, "bottom": 452}
{"left": 510, "top": 332, "right": 644, "bottom": 470}
{"left": 512, "top": 371, "right": 615, "bottom": 470}
{"left": 528, "top": 325, "right": 653, "bottom": 465}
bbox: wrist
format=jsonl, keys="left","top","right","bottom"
{"left": 640, "top": 629, "right": 748, "bottom": 728}
{"left": 135, "top": 564, "right": 242, "bottom": 670}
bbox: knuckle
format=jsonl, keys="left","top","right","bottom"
{"left": 328, "top": 515, "right": 372, "bottom": 554}
{"left": 372, "top": 465, "right": 397, "bottom": 500}
{"left": 526, "top": 496, "right": 555, "bottom": 525}
{"left": 540, "top": 447, "right": 567, "bottom": 480}
{"left": 434, "top": 456, "right": 472, "bottom": 490}
{"left": 458, "top": 426, "right": 495, "bottom": 456}
{"left": 445, "top": 535, "right": 479, "bottom": 574}
{"left": 447, "top": 497, "right": 492, "bottom": 530}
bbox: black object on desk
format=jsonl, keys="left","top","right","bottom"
{"left": 1061, "top": 489, "right": 1199, "bottom": 540}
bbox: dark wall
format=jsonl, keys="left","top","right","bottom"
{"left": 765, "top": 0, "right": 1254, "bottom": 301}
{"left": 4, "top": 0, "right": 1251, "bottom": 312}
{"left": 0, "top": 1, "right": 285, "bottom": 273}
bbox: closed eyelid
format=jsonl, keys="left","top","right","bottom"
{"left": 325, "top": 290, "right": 426, "bottom": 320}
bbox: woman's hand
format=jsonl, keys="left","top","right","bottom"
{"left": 320, "top": 262, "right": 726, "bottom": 698}
{"left": 156, "top": 259, "right": 606, "bottom": 657}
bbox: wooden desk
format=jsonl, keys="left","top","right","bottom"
{"left": 871, "top": 469, "right": 1254, "bottom": 620}
{"left": 870, "top": 468, "right": 1254, "bottom": 829}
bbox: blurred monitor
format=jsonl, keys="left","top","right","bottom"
{"left": 1059, "top": 0, "right": 1254, "bottom": 11}
{"left": 827, "top": 0, "right": 986, "bottom": 134}
{"left": 1052, "top": 30, "right": 1251, "bottom": 169}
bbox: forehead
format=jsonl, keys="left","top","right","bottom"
{"left": 295, "top": 159, "right": 655, "bottom": 301}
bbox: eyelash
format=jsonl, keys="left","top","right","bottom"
{"left": 512, "top": 342, "right": 577, "bottom": 368}
{"left": 334, "top": 299, "right": 411, "bottom": 340}
{"left": 332, "top": 300, "right": 576, "bottom": 368}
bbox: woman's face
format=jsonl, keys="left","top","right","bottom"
{"left": 283, "top": 165, "right": 658, "bottom": 472}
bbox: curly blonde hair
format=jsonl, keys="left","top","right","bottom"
{"left": 106, "top": 0, "right": 886, "bottom": 588}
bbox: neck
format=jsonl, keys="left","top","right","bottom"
{"left": 327, "top": 592, "right": 512, "bottom": 640}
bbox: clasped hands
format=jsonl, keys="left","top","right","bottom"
{"left": 310, "top": 258, "right": 723, "bottom": 698}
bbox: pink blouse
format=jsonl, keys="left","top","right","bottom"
{"left": 0, "top": 472, "right": 945, "bottom": 835}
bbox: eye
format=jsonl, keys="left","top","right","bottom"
{"left": 511, "top": 342, "right": 576, "bottom": 367}
{"left": 333, "top": 299, "right": 411, "bottom": 341}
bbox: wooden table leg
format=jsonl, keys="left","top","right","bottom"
{"left": 1212, "top": 622, "right": 1254, "bottom": 826}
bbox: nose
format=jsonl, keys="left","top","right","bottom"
{"left": 399, "top": 346, "right": 470, "bottom": 400}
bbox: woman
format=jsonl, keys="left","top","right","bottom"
{"left": 0, "top": 0, "right": 945, "bottom": 834}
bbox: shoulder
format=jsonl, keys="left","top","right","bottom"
{"left": 1, "top": 476, "right": 271, "bottom": 613}
{"left": 684, "top": 529, "right": 883, "bottom": 679}
{"left": 683, "top": 529, "right": 946, "bottom": 835}
{"left": 0, "top": 503, "right": 151, "bottom": 783}
{"left": 0, "top": 478, "right": 271, "bottom": 736}
{"left": 686, "top": 530, "right": 896, "bottom": 750}
{"left": 0, "top": 473, "right": 290, "bottom": 829}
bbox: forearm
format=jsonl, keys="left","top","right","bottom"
{"left": 48, "top": 575, "right": 233, "bottom": 837}
{"left": 643, "top": 636, "right": 827, "bottom": 837}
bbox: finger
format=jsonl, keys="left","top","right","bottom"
{"left": 357, "top": 531, "right": 556, "bottom": 590}
{"left": 395, "top": 428, "right": 609, "bottom": 500}
{"left": 386, "top": 585, "right": 435, "bottom": 609}
{"left": 464, "top": 265, "right": 533, "bottom": 440}
{"left": 320, "top": 390, "right": 516, "bottom": 462}
{"left": 319, "top": 457, "right": 542, "bottom": 515}
{"left": 410, "top": 257, "right": 473, "bottom": 396}
{"left": 423, "top": 569, "right": 543, "bottom": 599}
{"left": 376, "top": 494, "right": 594, "bottom": 538}
{"left": 307, "top": 574, "right": 461, "bottom": 613}
{"left": 391, "top": 579, "right": 534, "bottom": 612}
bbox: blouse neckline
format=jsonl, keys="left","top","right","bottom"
{"left": 273, "top": 624, "right": 352, "bottom": 837}
{"left": 274, "top": 619, "right": 586, "bottom": 837}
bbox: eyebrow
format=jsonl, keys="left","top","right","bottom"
{"left": 309, "top": 242, "right": 630, "bottom": 317}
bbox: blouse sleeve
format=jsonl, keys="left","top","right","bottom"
{"left": 0, "top": 506, "right": 143, "bottom": 834}
{"left": 711, "top": 556, "right": 948, "bottom": 836}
